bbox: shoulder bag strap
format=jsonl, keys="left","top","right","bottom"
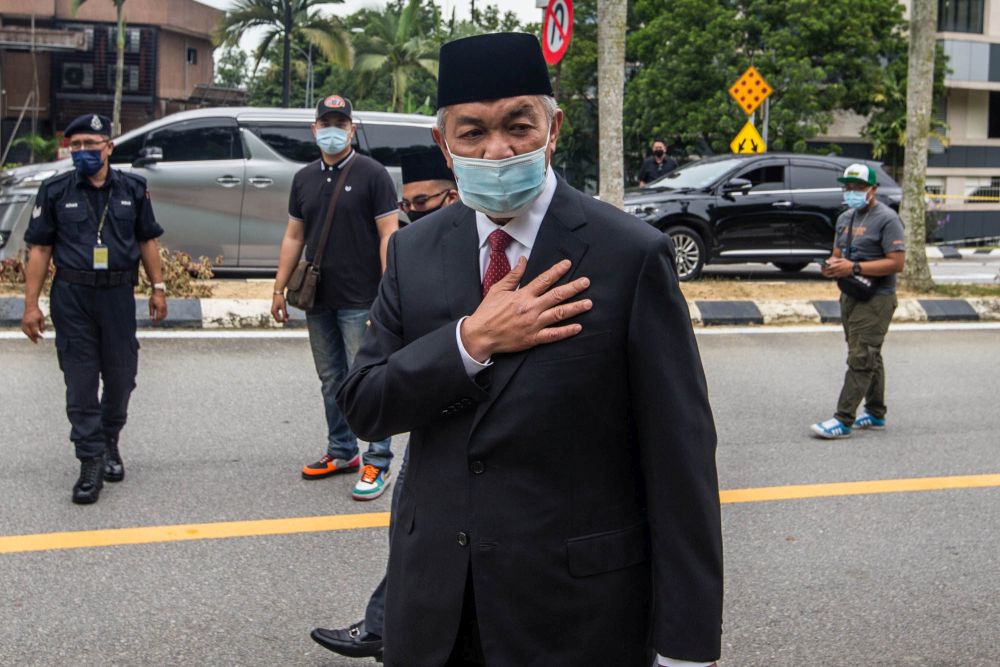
{"left": 844, "top": 210, "right": 856, "bottom": 260}
{"left": 312, "top": 156, "right": 358, "bottom": 267}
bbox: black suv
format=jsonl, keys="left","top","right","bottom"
{"left": 624, "top": 153, "right": 902, "bottom": 280}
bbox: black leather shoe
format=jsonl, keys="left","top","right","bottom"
{"left": 72, "top": 456, "right": 105, "bottom": 505}
{"left": 104, "top": 437, "right": 124, "bottom": 482}
{"left": 311, "top": 621, "right": 383, "bottom": 660}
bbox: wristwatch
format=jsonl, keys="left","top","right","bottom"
{"left": 152, "top": 282, "right": 167, "bottom": 293}
{"left": 852, "top": 262, "right": 862, "bottom": 276}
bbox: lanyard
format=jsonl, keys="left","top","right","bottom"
{"left": 83, "top": 189, "right": 112, "bottom": 244}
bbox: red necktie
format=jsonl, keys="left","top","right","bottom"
{"left": 482, "top": 229, "right": 514, "bottom": 297}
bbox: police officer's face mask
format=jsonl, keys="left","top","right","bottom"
{"left": 445, "top": 129, "right": 551, "bottom": 218}
{"left": 71, "top": 149, "right": 105, "bottom": 176}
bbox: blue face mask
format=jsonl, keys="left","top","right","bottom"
{"left": 72, "top": 149, "right": 105, "bottom": 176}
{"left": 446, "top": 140, "right": 548, "bottom": 217}
{"left": 843, "top": 190, "right": 868, "bottom": 210}
{"left": 316, "top": 126, "right": 350, "bottom": 155}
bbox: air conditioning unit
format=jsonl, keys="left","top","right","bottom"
{"left": 62, "top": 63, "right": 94, "bottom": 90}
{"left": 107, "top": 65, "right": 140, "bottom": 92}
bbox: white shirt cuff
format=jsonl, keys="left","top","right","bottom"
{"left": 656, "top": 656, "right": 713, "bottom": 667}
{"left": 456, "top": 317, "right": 491, "bottom": 377}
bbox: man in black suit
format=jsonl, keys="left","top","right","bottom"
{"left": 338, "top": 33, "right": 722, "bottom": 667}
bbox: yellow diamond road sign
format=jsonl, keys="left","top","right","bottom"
{"left": 731, "top": 121, "right": 766, "bottom": 154}
{"left": 728, "top": 66, "right": 773, "bottom": 115}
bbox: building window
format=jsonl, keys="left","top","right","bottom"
{"left": 964, "top": 177, "right": 1000, "bottom": 204}
{"left": 106, "top": 27, "right": 141, "bottom": 53}
{"left": 924, "top": 178, "right": 945, "bottom": 196}
{"left": 938, "top": 0, "right": 984, "bottom": 33}
{"left": 990, "top": 91, "right": 1000, "bottom": 139}
{"left": 107, "top": 64, "right": 140, "bottom": 92}
{"left": 187, "top": 48, "right": 198, "bottom": 65}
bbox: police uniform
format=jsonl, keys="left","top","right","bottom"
{"left": 23, "top": 114, "right": 163, "bottom": 502}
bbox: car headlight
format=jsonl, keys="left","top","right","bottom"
{"left": 13, "top": 169, "right": 60, "bottom": 188}
{"left": 626, "top": 204, "right": 658, "bottom": 218}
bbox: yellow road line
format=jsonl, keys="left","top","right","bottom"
{"left": 718, "top": 473, "right": 1000, "bottom": 504}
{"left": 1, "top": 474, "right": 998, "bottom": 555}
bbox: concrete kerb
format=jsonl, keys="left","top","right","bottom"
{"left": 3, "top": 296, "right": 1000, "bottom": 330}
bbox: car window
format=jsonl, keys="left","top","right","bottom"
{"left": 356, "top": 122, "right": 435, "bottom": 167}
{"left": 243, "top": 122, "right": 361, "bottom": 163}
{"left": 649, "top": 157, "right": 743, "bottom": 189}
{"left": 110, "top": 134, "right": 145, "bottom": 165}
{"left": 740, "top": 164, "right": 785, "bottom": 192}
{"left": 790, "top": 164, "right": 840, "bottom": 190}
{"left": 145, "top": 118, "right": 243, "bottom": 162}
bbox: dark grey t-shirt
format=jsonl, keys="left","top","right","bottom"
{"left": 834, "top": 201, "right": 906, "bottom": 295}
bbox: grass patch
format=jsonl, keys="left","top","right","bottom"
{"left": 929, "top": 283, "right": 1000, "bottom": 298}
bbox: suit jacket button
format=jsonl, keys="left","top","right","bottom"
{"left": 470, "top": 461, "right": 485, "bottom": 474}
{"left": 457, "top": 531, "right": 469, "bottom": 547}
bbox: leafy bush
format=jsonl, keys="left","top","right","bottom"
{"left": 1, "top": 246, "right": 219, "bottom": 299}
{"left": 138, "top": 247, "right": 221, "bottom": 298}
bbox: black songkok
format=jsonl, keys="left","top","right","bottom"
{"left": 401, "top": 147, "right": 454, "bottom": 184}
{"left": 436, "top": 33, "right": 553, "bottom": 109}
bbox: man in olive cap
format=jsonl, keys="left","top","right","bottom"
{"left": 338, "top": 33, "right": 722, "bottom": 666}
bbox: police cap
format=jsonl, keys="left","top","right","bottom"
{"left": 64, "top": 114, "right": 113, "bottom": 138}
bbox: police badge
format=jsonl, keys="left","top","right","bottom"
{"left": 90, "top": 115, "right": 102, "bottom": 131}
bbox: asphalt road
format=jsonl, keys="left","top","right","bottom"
{"left": 1, "top": 328, "right": 998, "bottom": 666}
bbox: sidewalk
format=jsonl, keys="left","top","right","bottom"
{"left": 3, "top": 295, "right": 999, "bottom": 328}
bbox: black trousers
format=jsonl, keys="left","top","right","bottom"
{"left": 49, "top": 280, "right": 138, "bottom": 460}
{"left": 445, "top": 573, "right": 486, "bottom": 666}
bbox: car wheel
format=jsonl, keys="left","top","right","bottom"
{"left": 774, "top": 261, "right": 810, "bottom": 273}
{"left": 666, "top": 226, "right": 706, "bottom": 281}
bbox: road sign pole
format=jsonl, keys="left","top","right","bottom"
{"left": 762, "top": 97, "right": 769, "bottom": 147}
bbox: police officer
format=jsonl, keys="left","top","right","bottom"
{"left": 21, "top": 113, "right": 167, "bottom": 505}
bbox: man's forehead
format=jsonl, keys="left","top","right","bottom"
{"left": 403, "top": 180, "right": 445, "bottom": 196}
{"left": 448, "top": 96, "right": 543, "bottom": 123}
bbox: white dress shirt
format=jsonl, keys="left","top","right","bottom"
{"left": 452, "top": 166, "right": 713, "bottom": 667}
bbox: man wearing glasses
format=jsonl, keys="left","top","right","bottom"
{"left": 310, "top": 144, "right": 457, "bottom": 661}
{"left": 398, "top": 146, "right": 458, "bottom": 225}
{"left": 21, "top": 113, "right": 167, "bottom": 505}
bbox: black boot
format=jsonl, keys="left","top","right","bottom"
{"left": 104, "top": 436, "right": 124, "bottom": 482}
{"left": 72, "top": 456, "right": 105, "bottom": 505}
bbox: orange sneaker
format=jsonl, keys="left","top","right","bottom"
{"left": 302, "top": 453, "right": 361, "bottom": 479}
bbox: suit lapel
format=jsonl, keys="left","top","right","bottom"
{"left": 442, "top": 204, "right": 483, "bottom": 321}
{"left": 470, "top": 178, "right": 590, "bottom": 433}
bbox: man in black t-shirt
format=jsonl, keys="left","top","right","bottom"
{"left": 637, "top": 138, "right": 678, "bottom": 186}
{"left": 271, "top": 95, "right": 399, "bottom": 501}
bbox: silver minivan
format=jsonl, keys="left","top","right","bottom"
{"left": 0, "top": 107, "right": 438, "bottom": 269}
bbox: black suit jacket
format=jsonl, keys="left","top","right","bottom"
{"left": 338, "top": 177, "right": 723, "bottom": 666}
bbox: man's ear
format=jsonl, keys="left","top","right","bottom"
{"left": 432, "top": 127, "right": 452, "bottom": 170}
{"left": 444, "top": 188, "right": 460, "bottom": 205}
{"left": 310, "top": 122, "right": 318, "bottom": 138}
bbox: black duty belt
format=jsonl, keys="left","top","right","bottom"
{"left": 56, "top": 267, "right": 138, "bottom": 288}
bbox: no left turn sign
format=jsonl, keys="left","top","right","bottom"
{"left": 542, "top": 0, "right": 573, "bottom": 65}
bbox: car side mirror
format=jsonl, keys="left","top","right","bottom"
{"left": 722, "top": 178, "right": 752, "bottom": 195}
{"left": 133, "top": 146, "right": 163, "bottom": 168}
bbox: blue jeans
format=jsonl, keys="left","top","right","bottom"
{"left": 306, "top": 306, "right": 392, "bottom": 469}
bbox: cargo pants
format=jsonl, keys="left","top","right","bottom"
{"left": 834, "top": 292, "right": 897, "bottom": 426}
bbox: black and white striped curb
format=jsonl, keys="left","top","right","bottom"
{"left": 4, "top": 297, "right": 1000, "bottom": 328}
{"left": 926, "top": 246, "right": 1000, "bottom": 259}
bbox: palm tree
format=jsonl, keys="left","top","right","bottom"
{"left": 214, "top": 0, "right": 353, "bottom": 108}
{"left": 71, "top": 0, "right": 127, "bottom": 135}
{"left": 353, "top": 0, "right": 438, "bottom": 113}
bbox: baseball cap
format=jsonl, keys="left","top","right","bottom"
{"left": 837, "top": 163, "right": 878, "bottom": 186}
{"left": 316, "top": 94, "right": 352, "bottom": 120}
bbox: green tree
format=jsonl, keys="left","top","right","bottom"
{"left": 214, "top": 0, "right": 353, "bottom": 108}
{"left": 353, "top": 0, "right": 439, "bottom": 112}
{"left": 214, "top": 45, "right": 250, "bottom": 89}
{"left": 71, "top": 0, "right": 128, "bottom": 135}
{"left": 13, "top": 133, "right": 58, "bottom": 164}
{"left": 624, "top": 0, "right": 912, "bottom": 158}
